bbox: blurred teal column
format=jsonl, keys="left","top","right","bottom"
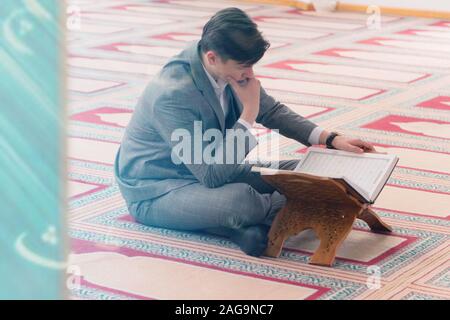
{"left": 0, "top": 0, "right": 66, "bottom": 299}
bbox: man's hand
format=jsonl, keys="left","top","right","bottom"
{"left": 227, "top": 76, "right": 260, "bottom": 125}
{"left": 332, "top": 136, "right": 377, "bottom": 153}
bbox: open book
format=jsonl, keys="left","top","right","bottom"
{"left": 254, "top": 147, "right": 399, "bottom": 204}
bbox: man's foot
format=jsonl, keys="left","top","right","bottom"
{"left": 230, "top": 224, "right": 270, "bottom": 257}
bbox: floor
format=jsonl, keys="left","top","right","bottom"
{"left": 67, "top": 0, "right": 450, "bottom": 299}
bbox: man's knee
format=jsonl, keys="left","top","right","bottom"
{"left": 221, "top": 183, "right": 271, "bottom": 229}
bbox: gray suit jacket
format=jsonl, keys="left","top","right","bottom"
{"left": 114, "top": 41, "right": 318, "bottom": 204}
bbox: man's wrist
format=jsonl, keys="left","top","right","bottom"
{"left": 319, "top": 130, "right": 331, "bottom": 145}
{"left": 239, "top": 112, "right": 256, "bottom": 127}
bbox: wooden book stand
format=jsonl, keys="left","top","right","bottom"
{"left": 260, "top": 170, "right": 392, "bottom": 266}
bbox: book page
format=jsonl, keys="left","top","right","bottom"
{"left": 294, "top": 148, "right": 397, "bottom": 201}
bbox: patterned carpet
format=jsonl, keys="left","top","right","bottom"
{"left": 67, "top": 0, "right": 450, "bottom": 299}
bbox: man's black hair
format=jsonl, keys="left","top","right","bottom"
{"left": 199, "top": 7, "right": 270, "bottom": 66}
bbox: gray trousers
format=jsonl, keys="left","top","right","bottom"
{"left": 128, "top": 160, "right": 300, "bottom": 237}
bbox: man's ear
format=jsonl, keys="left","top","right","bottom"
{"left": 206, "top": 51, "right": 217, "bottom": 65}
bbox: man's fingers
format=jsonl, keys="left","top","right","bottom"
{"left": 360, "top": 140, "right": 375, "bottom": 150}
{"left": 361, "top": 142, "right": 376, "bottom": 153}
{"left": 352, "top": 147, "right": 364, "bottom": 153}
{"left": 228, "top": 77, "right": 249, "bottom": 90}
{"left": 351, "top": 139, "right": 375, "bottom": 152}
{"left": 349, "top": 145, "right": 364, "bottom": 153}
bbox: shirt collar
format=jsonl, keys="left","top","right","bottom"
{"left": 201, "top": 62, "right": 228, "bottom": 94}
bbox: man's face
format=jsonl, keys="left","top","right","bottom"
{"left": 204, "top": 51, "right": 255, "bottom": 84}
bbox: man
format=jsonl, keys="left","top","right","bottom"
{"left": 114, "top": 8, "right": 376, "bottom": 257}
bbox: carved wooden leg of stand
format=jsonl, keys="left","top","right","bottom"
{"left": 359, "top": 207, "right": 392, "bottom": 233}
{"left": 265, "top": 231, "right": 285, "bottom": 258}
{"left": 309, "top": 209, "right": 358, "bottom": 266}
{"left": 265, "top": 207, "right": 290, "bottom": 257}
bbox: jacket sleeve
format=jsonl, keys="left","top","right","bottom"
{"left": 152, "top": 92, "right": 258, "bottom": 188}
{"left": 256, "top": 87, "right": 318, "bottom": 147}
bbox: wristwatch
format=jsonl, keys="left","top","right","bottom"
{"left": 325, "top": 132, "right": 340, "bottom": 149}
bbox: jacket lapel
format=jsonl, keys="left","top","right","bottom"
{"left": 225, "top": 86, "right": 242, "bottom": 129}
{"left": 187, "top": 41, "right": 225, "bottom": 132}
